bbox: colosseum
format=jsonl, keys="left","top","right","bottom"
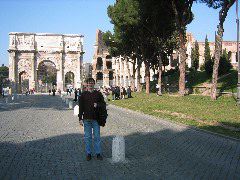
{"left": 92, "top": 30, "right": 238, "bottom": 88}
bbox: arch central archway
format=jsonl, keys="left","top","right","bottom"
{"left": 36, "top": 60, "right": 57, "bottom": 93}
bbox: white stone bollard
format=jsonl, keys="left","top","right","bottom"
{"left": 112, "top": 136, "right": 125, "bottom": 163}
{"left": 11, "top": 96, "right": 14, "bottom": 101}
{"left": 69, "top": 100, "right": 73, "bottom": 109}
{"left": 74, "top": 105, "right": 79, "bottom": 116}
{"left": 65, "top": 98, "right": 69, "bottom": 105}
{"left": 5, "top": 98, "right": 8, "bottom": 103}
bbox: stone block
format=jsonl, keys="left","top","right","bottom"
{"left": 112, "top": 135, "right": 125, "bottom": 163}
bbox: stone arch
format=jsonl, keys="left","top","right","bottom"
{"left": 109, "top": 72, "right": 114, "bottom": 80}
{"left": 106, "top": 55, "right": 112, "bottom": 59}
{"left": 228, "top": 51, "right": 232, "bottom": 62}
{"left": 37, "top": 60, "right": 57, "bottom": 70}
{"left": 106, "top": 61, "right": 112, "bottom": 69}
{"left": 96, "top": 72, "right": 103, "bottom": 80}
{"left": 96, "top": 72, "right": 103, "bottom": 87}
{"left": 19, "top": 71, "right": 29, "bottom": 93}
{"left": 109, "top": 71, "right": 114, "bottom": 86}
{"left": 65, "top": 71, "right": 75, "bottom": 90}
{"left": 36, "top": 60, "right": 57, "bottom": 93}
{"left": 96, "top": 57, "right": 103, "bottom": 70}
{"left": 9, "top": 33, "right": 83, "bottom": 93}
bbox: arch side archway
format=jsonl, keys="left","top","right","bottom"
{"left": 65, "top": 71, "right": 75, "bottom": 91}
{"left": 36, "top": 60, "right": 57, "bottom": 93}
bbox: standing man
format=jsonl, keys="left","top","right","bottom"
{"left": 52, "top": 88, "right": 56, "bottom": 96}
{"left": 78, "top": 78, "right": 105, "bottom": 161}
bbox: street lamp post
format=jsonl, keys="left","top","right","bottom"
{"left": 237, "top": 0, "right": 240, "bottom": 104}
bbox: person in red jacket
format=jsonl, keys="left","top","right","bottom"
{"left": 78, "top": 78, "right": 104, "bottom": 161}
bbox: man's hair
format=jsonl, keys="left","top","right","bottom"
{"left": 84, "top": 78, "right": 95, "bottom": 84}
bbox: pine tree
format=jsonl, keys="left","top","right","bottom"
{"left": 191, "top": 40, "right": 199, "bottom": 70}
{"left": 204, "top": 35, "right": 211, "bottom": 62}
{"left": 218, "top": 49, "right": 232, "bottom": 76}
{"left": 191, "top": 47, "right": 195, "bottom": 69}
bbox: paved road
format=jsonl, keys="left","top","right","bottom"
{"left": 0, "top": 95, "right": 239, "bottom": 179}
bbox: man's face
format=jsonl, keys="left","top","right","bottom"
{"left": 85, "top": 82, "right": 95, "bottom": 91}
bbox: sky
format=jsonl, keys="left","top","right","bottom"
{"left": 0, "top": 0, "right": 238, "bottom": 66}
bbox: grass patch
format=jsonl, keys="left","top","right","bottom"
{"left": 109, "top": 92, "right": 240, "bottom": 139}
{"left": 168, "top": 70, "right": 237, "bottom": 93}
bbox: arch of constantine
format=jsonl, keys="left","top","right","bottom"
{"left": 8, "top": 32, "right": 84, "bottom": 93}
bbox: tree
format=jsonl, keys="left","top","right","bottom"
{"left": 171, "top": 0, "right": 195, "bottom": 96}
{"left": 201, "top": 0, "right": 236, "bottom": 100}
{"left": 204, "top": 49, "right": 233, "bottom": 77}
{"left": 204, "top": 35, "right": 212, "bottom": 64}
{"left": 107, "top": 0, "right": 178, "bottom": 95}
{"left": 219, "top": 49, "right": 233, "bottom": 76}
{"left": 0, "top": 65, "right": 9, "bottom": 89}
{"left": 0, "top": 65, "right": 9, "bottom": 78}
{"left": 203, "top": 35, "right": 213, "bottom": 76}
{"left": 191, "top": 40, "right": 200, "bottom": 70}
{"left": 204, "top": 57, "right": 214, "bottom": 76}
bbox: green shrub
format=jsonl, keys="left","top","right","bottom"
{"left": 218, "top": 50, "right": 233, "bottom": 76}
{"left": 204, "top": 58, "right": 214, "bottom": 76}
{"left": 203, "top": 49, "right": 232, "bottom": 77}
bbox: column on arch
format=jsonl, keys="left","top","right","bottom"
{"left": 57, "top": 52, "right": 64, "bottom": 91}
{"left": 9, "top": 51, "right": 17, "bottom": 94}
{"left": 29, "top": 53, "right": 36, "bottom": 91}
{"left": 75, "top": 53, "right": 83, "bottom": 89}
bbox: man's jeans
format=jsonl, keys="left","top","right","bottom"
{"left": 83, "top": 120, "right": 101, "bottom": 155}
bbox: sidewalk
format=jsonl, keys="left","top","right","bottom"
{"left": 0, "top": 95, "right": 239, "bottom": 179}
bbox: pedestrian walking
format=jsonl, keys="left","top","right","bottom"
{"left": 111, "top": 86, "right": 116, "bottom": 101}
{"left": 48, "top": 89, "right": 51, "bottom": 95}
{"left": 74, "top": 88, "right": 78, "bottom": 101}
{"left": 52, "top": 88, "right": 56, "bottom": 96}
{"left": 127, "top": 86, "right": 132, "bottom": 98}
{"left": 116, "top": 86, "right": 120, "bottom": 100}
{"left": 122, "top": 87, "right": 127, "bottom": 99}
{"left": 78, "top": 78, "right": 107, "bottom": 161}
{"left": 77, "top": 88, "right": 81, "bottom": 102}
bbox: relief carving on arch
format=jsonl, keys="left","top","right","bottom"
{"left": 10, "top": 36, "right": 15, "bottom": 46}
{"left": 18, "top": 58, "right": 31, "bottom": 74}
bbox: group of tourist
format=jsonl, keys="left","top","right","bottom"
{"left": 109, "top": 86, "right": 132, "bottom": 100}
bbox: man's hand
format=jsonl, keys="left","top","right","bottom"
{"left": 94, "top": 103, "right": 97, "bottom": 108}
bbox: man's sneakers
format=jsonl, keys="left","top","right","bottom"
{"left": 86, "top": 154, "right": 91, "bottom": 161}
{"left": 96, "top": 154, "right": 103, "bottom": 160}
